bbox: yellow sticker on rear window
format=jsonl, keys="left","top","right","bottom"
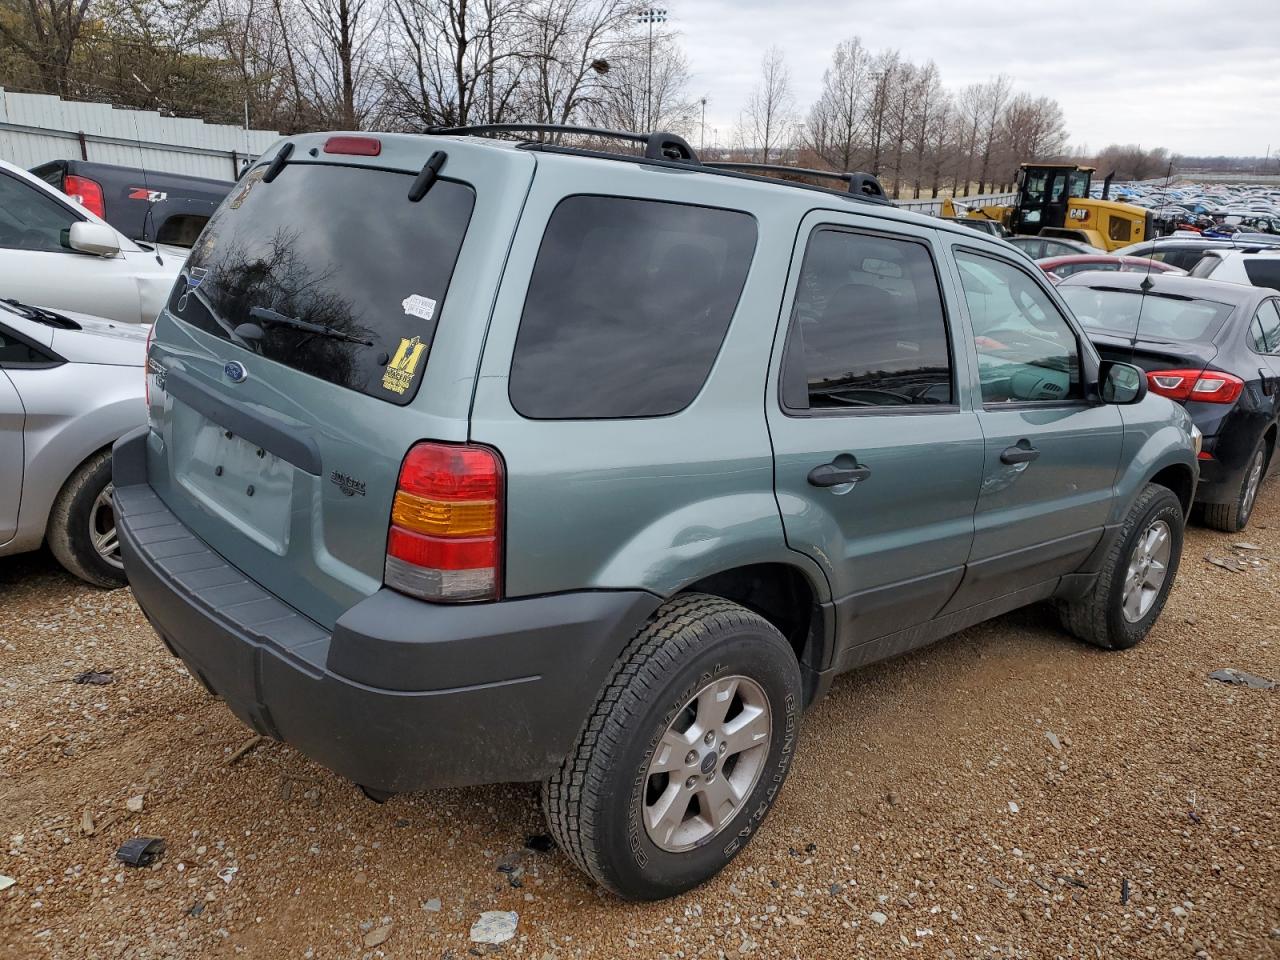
{"left": 382, "top": 336, "right": 427, "bottom": 394}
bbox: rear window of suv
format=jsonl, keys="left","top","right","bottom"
{"left": 167, "top": 162, "right": 475, "bottom": 404}
{"left": 509, "top": 195, "right": 756, "bottom": 419}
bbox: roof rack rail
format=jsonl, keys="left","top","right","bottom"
{"left": 425, "top": 123, "right": 699, "bottom": 164}
{"left": 704, "top": 161, "right": 886, "bottom": 200}
{"left": 424, "top": 122, "right": 891, "bottom": 206}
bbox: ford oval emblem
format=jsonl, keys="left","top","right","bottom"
{"left": 223, "top": 360, "right": 248, "bottom": 384}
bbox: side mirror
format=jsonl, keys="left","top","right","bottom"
{"left": 67, "top": 221, "right": 121, "bottom": 257}
{"left": 1100, "top": 360, "right": 1147, "bottom": 405}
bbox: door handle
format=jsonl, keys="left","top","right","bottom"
{"left": 1000, "top": 440, "right": 1041, "bottom": 465}
{"left": 808, "top": 456, "right": 872, "bottom": 487}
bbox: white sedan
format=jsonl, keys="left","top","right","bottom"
{"left": 0, "top": 158, "right": 185, "bottom": 325}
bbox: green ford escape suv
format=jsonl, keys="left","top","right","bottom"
{"left": 115, "top": 125, "right": 1200, "bottom": 900}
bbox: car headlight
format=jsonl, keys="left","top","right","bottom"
{"left": 1190, "top": 424, "right": 1203, "bottom": 457}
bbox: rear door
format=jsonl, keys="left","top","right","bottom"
{"left": 945, "top": 244, "right": 1124, "bottom": 607}
{"left": 767, "top": 212, "right": 985, "bottom": 655}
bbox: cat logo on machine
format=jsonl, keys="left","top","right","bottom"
{"left": 1069, "top": 207, "right": 1090, "bottom": 220}
{"left": 382, "top": 336, "right": 427, "bottom": 395}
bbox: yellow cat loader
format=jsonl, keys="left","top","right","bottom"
{"left": 941, "top": 163, "right": 1151, "bottom": 252}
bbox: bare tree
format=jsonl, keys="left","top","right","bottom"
{"left": 382, "top": 0, "right": 524, "bottom": 128}
{"left": 0, "top": 0, "right": 92, "bottom": 94}
{"left": 803, "top": 36, "right": 870, "bottom": 173}
{"left": 974, "top": 73, "right": 1011, "bottom": 194}
{"left": 737, "top": 45, "right": 793, "bottom": 164}
{"left": 584, "top": 26, "right": 695, "bottom": 134}
{"left": 520, "top": 0, "right": 632, "bottom": 128}
{"left": 298, "top": 0, "right": 381, "bottom": 128}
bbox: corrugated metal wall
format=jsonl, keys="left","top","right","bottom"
{"left": 0, "top": 88, "right": 281, "bottom": 181}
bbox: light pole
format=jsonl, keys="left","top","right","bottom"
{"left": 700, "top": 96, "right": 707, "bottom": 151}
{"left": 637, "top": 7, "right": 667, "bottom": 131}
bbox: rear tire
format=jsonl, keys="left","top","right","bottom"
{"left": 1201, "top": 441, "right": 1268, "bottom": 533}
{"left": 1058, "top": 484, "right": 1183, "bottom": 650}
{"left": 47, "top": 450, "right": 126, "bottom": 589}
{"left": 542, "top": 594, "right": 802, "bottom": 900}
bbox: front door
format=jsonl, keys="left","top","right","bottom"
{"left": 0, "top": 169, "right": 141, "bottom": 324}
{"left": 944, "top": 244, "right": 1124, "bottom": 608}
{"left": 768, "top": 213, "right": 985, "bottom": 663}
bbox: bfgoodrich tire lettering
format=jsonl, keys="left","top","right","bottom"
{"left": 542, "top": 593, "right": 802, "bottom": 900}
{"left": 1057, "top": 483, "right": 1183, "bottom": 650}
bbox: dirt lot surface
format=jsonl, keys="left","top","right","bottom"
{"left": 2, "top": 490, "right": 1278, "bottom": 960}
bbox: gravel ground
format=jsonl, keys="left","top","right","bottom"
{"left": 1, "top": 487, "right": 1278, "bottom": 960}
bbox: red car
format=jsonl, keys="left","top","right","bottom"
{"left": 1035, "top": 254, "right": 1188, "bottom": 284}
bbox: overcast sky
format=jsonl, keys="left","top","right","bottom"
{"left": 673, "top": 0, "right": 1277, "bottom": 157}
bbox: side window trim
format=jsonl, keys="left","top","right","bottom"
{"left": 1250, "top": 298, "right": 1280, "bottom": 356}
{"left": 951, "top": 243, "right": 1091, "bottom": 409}
{"left": 779, "top": 223, "right": 960, "bottom": 418}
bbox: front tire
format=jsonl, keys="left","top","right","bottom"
{"left": 1058, "top": 483, "right": 1183, "bottom": 650}
{"left": 542, "top": 594, "right": 802, "bottom": 900}
{"left": 47, "top": 450, "right": 126, "bottom": 589}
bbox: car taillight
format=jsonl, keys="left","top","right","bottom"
{"left": 1146, "top": 369, "right": 1244, "bottom": 404}
{"left": 384, "top": 442, "right": 503, "bottom": 602}
{"left": 63, "top": 175, "right": 105, "bottom": 218}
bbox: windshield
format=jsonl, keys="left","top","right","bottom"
{"left": 1060, "top": 287, "right": 1234, "bottom": 342}
{"left": 167, "top": 163, "right": 475, "bottom": 404}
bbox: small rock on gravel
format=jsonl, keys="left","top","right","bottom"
{"left": 125, "top": 795, "right": 144, "bottom": 813}
{"left": 470, "top": 911, "right": 518, "bottom": 944}
{"left": 422, "top": 898, "right": 441, "bottom": 912}
{"left": 870, "top": 911, "right": 888, "bottom": 925}
{"left": 1044, "top": 731, "right": 1061, "bottom": 751}
{"left": 363, "top": 920, "right": 393, "bottom": 948}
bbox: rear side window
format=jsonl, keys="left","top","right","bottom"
{"left": 169, "top": 163, "right": 475, "bottom": 404}
{"left": 509, "top": 196, "right": 756, "bottom": 419}
{"left": 1250, "top": 301, "right": 1280, "bottom": 354}
{"left": 1243, "top": 259, "right": 1280, "bottom": 290}
{"left": 782, "top": 229, "right": 953, "bottom": 410}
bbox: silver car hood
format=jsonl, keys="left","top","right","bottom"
{"left": 49, "top": 311, "right": 149, "bottom": 367}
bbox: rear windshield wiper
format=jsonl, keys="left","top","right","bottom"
{"left": 1, "top": 298, "right": 80, "bottom": 329}
{"left": 246, "top": 306, "right": 374, "bottom": 346}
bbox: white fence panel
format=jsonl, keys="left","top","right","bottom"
{"left": 0, "top": 87, "right": 280, "bottom": 181}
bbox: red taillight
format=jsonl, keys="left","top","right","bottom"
{"left": 1146, "top": 369, "right": 1244, "bottom": 405}
{"left": 323, "top": 136, "right": 381, "bottom": 156}
{"left": 63, "top": 175, "right": 105, "bottom": 218}
{"left": 1197, "top": 450, "right": 1214, "bottom": 461}
{"left": 384, "top": 442, "right": 503, "bottom": 602}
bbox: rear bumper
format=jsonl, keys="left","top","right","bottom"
{"left": 113, "top": 427, "right": 660, "bottom": 792}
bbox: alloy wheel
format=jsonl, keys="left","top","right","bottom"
{"left": 642, "top": 675, "right": 771, "bottom": 852}
{"left": 1122, "top": 518, "right": 1171, "bottom": 623}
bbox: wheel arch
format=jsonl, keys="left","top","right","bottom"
{"left": 678, "top": 561, "right": 833, "bottom": 689}
{"left": 1148, "top": 461, "right": 1196, "bottom": 519}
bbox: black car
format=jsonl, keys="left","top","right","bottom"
{"left": 30, "top": 159, "right": 232, "bottom": 247}
{"left": 1059, "top": 272, "right": 1280, "bottom": 531}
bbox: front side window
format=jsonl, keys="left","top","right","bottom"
{"left": 1068, "top": 170, "right": 1091, "bottom": 198}
{"left": 0, "top": 173, "right": 78, "bottom": 254}
{"left": 509, "top": 196, "right": 756, "bottom": 419}
{"left": 1250, "top": 300, "right": 1280, "bottom": 354}
{"left": 955, "top": 250, "right": 1081, "bottom": 404}
{"left": 782, "top": 229, "right": 953, "bottom": 410}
